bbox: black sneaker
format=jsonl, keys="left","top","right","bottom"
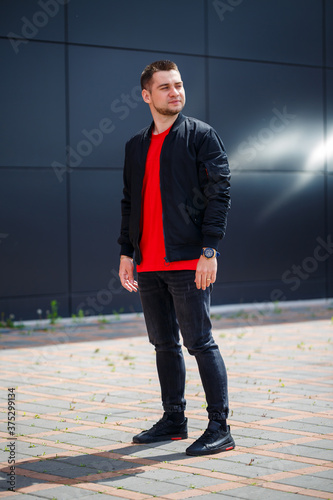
{"left": 132, "top": 414, "right": 188, "bottom": 444}
{"left": 186, "top": 421, "right": 235, "bottom": 456}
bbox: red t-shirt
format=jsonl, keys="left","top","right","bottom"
{"left": 136, "top": 126, "right": 199, "bottom": 273}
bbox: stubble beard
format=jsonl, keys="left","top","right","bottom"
{"left": 153, "top": 102, "right": 185, "bottom": 116}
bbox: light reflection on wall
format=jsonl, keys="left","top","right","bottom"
{"left": 250, "top": 133, "right": 333, "bottom": 225}
{"left": 305, "top": 132, "right": 333, "bottom": 171}
{"left": 229, "top": 130, "right": 302, "bottom": 172}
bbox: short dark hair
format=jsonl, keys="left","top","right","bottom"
{"left": 140, "top": 60, "right": 179, "bottom": 91}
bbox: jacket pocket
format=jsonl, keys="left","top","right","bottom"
{"left": 185, "top": 200, "right": 204, "bottom": 228}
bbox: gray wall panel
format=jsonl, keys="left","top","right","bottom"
{"left": 70, "top": 170, "right": 123, "bottom": 292}
{"left": 326, "top": 0, "right": 333, "bottom": 68}
{"left": 0, "top": 170, "right": 68, "bottom": 298}
{"left": 0, "top": 0, "right": 331, "bottom": 321}
{"left": 221, "top": 172, "right": 326, "bottom": 283}
{"left": 212, "top": 278, "right": 328, "bottom": 306}
{"left": 0, "top": 40, "right": 66, "bottom": 167}
{"left": 72, "top": 289, "right": 142, "bottom": 318}
{"left": 327, "top": 70, "right": 333, "bottom": 173}
{"left": 208, "top": 0, "right": 322, "bottom": 66}
{"left": 68, "top": 47, "right": 206, "bottom": 168}
{"left": 328, "top": 175, "right": 333, "bottom": 298}
{"left": 0, "top": 0, "right": 65, "bottom": 43}
{"left": 0, "top": 294, "right": 69, "bottom": 323}
{"left": 68, "top": 0, "right": 205, "bottom": 55}
{"left": 208, "top": 58, "right": 324, "bottom": 173}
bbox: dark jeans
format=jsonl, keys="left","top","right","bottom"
{"left": 138, "top": 270, "right": 229, "bottom": 421}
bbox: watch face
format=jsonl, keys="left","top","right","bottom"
{"left": 204, "top": 248, "right": 214, "bottom": 258}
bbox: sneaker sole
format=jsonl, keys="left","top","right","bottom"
{"left": 186, "top": 439, "right": 235, "bottom": 456}
{"left": 133, "top": 432, "right": 188, "bottom": 444}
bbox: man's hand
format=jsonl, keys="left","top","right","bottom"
{"left": 195, "top": 255, "right": 217, "bottom": 290}
{"left": 119, "top": 256, "right": 138, "bottom": 292}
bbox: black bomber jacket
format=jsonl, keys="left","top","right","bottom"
{"left": 118, "top": 113, "right": 231, "bottom": 265}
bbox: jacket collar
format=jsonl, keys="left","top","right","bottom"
{"left": 144, "top": 112, "right": 186, "bottom": 139}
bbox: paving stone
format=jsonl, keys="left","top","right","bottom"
{"left": 44, "top": 434, "right": 111, "bottom": 447}
{"left": 228, "top": 436, "right": 273, "bottom": 448}
{"left": 276, "top": 474, "right": 333, "bottom": 493}
{"left": 276, "top": 444, "right": 333, "bottom": 461}
{"left": 300, "top": 439, "right": 333, "bottom": 451}
{"left": 63, "top": 455, "right": 138, "bottom": 473}
{"left": 193, "top": 459, "right": 274, "bottom": 479}
{"left": 99, "top": 475, "right": 186, "bottom": 495}
{"left": 33, "top": 485, "right": 110, "bottom": 499}
{"left": 17, "top": 418, "right": 73, "bottom": 432}
{"left": 309, "top": 468, "right": 333, "bottom": 480}
{"left": 220, "top": 486, "right": 323, "bottom": 499}
{"left": 231, "top": 428, "right": 304, "bottom": 442}
{"left": 0, "top": 305, "right": 332, "bottom": 500}
{"left": 0, "top": 494, "right": 46, "bottom": 499}
{"left": 18, "top": 460, "right": 98, "bottom": 478}
{"left": 249, "top": 457, "right": 318, "bottom": 472}
{"left": 138, "top": 467, "right": 225, "bottom": 488}
{"left": 265, "top": 420, "right": 333, "bottom": 434}
{"left": 0, "top": 472, "right": 47, "bottom": 490}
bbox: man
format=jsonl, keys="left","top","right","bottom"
{"left": 118, "top": 60, "right": 234, "bottom": 456}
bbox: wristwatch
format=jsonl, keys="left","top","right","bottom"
{"left": 201, "top": 247, "right": 220, "bottom": 259}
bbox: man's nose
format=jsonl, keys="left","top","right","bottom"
{"left": 169, "top": 86, "right": 180, "bottom": 96}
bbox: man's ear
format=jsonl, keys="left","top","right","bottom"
{"left": 142, "top": 89, "right": 151, "bottom": 104}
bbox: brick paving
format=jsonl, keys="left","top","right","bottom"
{"left": 0, "top": 301, "right": 332, "bottom": 499}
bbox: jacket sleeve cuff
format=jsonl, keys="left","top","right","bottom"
{"left": 120, "top": 243, "right": 134, "bottom": 259}
{"left": 202, "top": 235, "right": 220, "bottom": 250}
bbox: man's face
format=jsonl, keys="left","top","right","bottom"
{"left": 142, "top": 70, "right": 186, "bottom": 116}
